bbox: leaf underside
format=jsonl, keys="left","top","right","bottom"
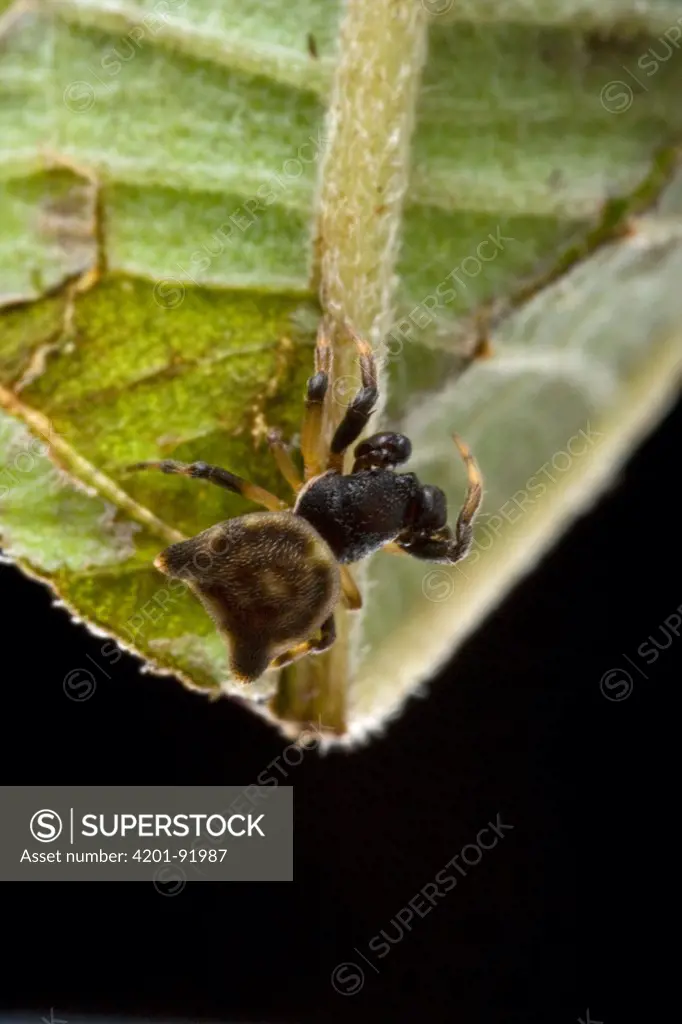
{"left": 1, "top": 0, "right": 681, "bottom": 746}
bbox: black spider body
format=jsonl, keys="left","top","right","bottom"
{"left": 129, "top": 325, "right": 483, "bottom": 688}
{"left": 294, "top": 469, "right": 444, "bottom": 564}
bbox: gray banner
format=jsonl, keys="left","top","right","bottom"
{"left": 0, "top": 786, "right": 292, "bottom": 881}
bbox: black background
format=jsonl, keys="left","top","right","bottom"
{"left": 2, "top": 397, "right": 677, "bottom": 1024}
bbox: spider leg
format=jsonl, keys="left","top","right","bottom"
{"left": 267, "top": 428, "right": 302, "bottom": 494}
{"left": 396, "top": 434, "right": 483, "bottom": 565}
{"left": 269, "top": 613, "right": 337, "bottom": 669}
{"left": 327, "top": 328, "right": 378, "bottom": 473}
{"left": 301, "top": 322, "right": 332, "bottom": 481}
{"left": 382, "top": 541, "right": 408, "bottom": 556}
{"left": 352, "top": 432, "right": 412, "bottom": 473}
{"left": 339, "top": 565, "right": 362, "bottom": 611}
{"left": 126, "top": 459, "right": 287, "bottom": 512}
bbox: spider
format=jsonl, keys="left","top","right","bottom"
{"left": 128, "top": 324, "right": 483, "bottom": 684}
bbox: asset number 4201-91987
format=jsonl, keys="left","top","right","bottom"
{"left": 132, "top": 849, "right": 227, "bottom": 863}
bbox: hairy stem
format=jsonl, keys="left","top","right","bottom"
{"left": 313, "top": 0, "right": 428, "bottom": 347}
{"left": 274, "top": 0, "right": 429, "bottom": 736}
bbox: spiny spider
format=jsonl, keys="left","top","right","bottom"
{"left": 128, "top": 325, "right": 483, "bottom": 683}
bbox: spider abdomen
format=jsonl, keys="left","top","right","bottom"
{"left": 155, "top": 511, "right": 340, "bottom": 682}
{"left": 294, "top": 469, "right": 420, "bottom": 563}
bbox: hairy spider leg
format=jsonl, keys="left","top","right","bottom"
{"left": 270, "top": 613, "right": 336, "bottom": 669}
{"left": 339, "top": 565, "right": 362, "bottom": 611}
{"left": 451, "top": 433, "right": 484, "bottom": 543}
{"left": 300, "top": 322, "right": 332, "bottom": 481}
{"left": 327, "top": 327, "right": 379, "bottom": 474}
{"left": 351, "top": 431, "right": 412, "bottom": 473}
{"left": 127, "top": 459, "right": 287, "bottom": 512}
{"left": 396, "top": 434, "right": 483, "bottom": 565}
{"left": 266, "top": 428, "right": 302, "bottom": 494}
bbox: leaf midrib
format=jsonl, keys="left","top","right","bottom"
{"left": 0, "top": 381, "right": 186, "bottom": 545}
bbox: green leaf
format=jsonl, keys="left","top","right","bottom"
{"left": 1, "top": 0, "right": 681, "bottom": 745}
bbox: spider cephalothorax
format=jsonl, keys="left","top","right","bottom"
{"left": 129, "top": 325, "right": 482, "bottom": 683}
